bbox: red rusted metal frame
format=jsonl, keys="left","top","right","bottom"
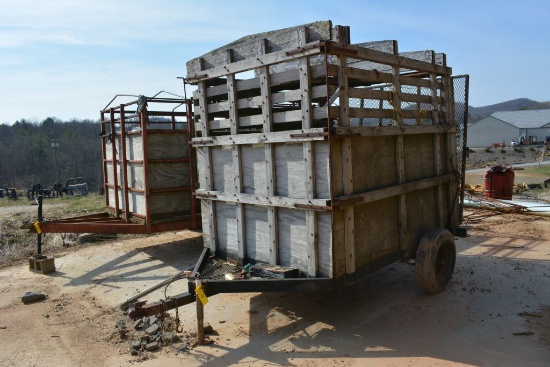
{"left": 186, "top": 99, "right": 200, "bottom": 228}
{"left": 119, "top": 105, "right": 131, "bottom": 223}
{"left": 109, "top": 108, "right": 121, "bottom": 217}
{"left": 100, "top": 110, "right": 110, "bottom": 209}
{"left": 140, "top": 107, "right": 153, "bottom": 233}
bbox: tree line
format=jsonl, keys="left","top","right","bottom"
{"left": 0, "top": 117, "right": 103, "bottom": 191}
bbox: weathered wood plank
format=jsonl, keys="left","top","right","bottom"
{"left": 187, "top": 21, "right": 334, "bottom": 74}
{"left": 324, "top": 42, "right": 451, "bottom": 75}
{"left": 194, "top": 190, "right": 330, "bottom": 209}
{"left": 333, "top": 173, "right": 454, "bottom": 207}
{"left": 187, "top": 42, "right": 325, "bottom": 82}
{"left": 333, "top": 125, "right": 456, "bottom": 137}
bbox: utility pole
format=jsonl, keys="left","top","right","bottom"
{"left": 50, "top": 130, "right": 60, "bottom": 183}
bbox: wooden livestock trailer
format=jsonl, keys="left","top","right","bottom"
{"left": 130, "top": 21, "right": 470, "bottom": 335}
{"left": 188, "top": 20, "right": 464, "bottom": 285}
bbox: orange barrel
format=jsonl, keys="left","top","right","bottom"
{"left": 483, "top": 165, "right": 515, "bottom": 199}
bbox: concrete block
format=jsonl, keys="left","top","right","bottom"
{"left": 131, "top": 340, "right": 141, "bottom": 350}
{"left": 145, "top": 341, "right": 159, "bottom": 351}
{"left": 145, "top": 324, "right": 160, "bottom": 335}
{"left": 28, "top": 257, "right": 56, "bottom": 274}
{"left": 133, "top": 319, "right": 143, "bottom": 330}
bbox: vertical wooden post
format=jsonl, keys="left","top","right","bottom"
{"left": 338, "top": 53, "right": 355, "bottom": 274}
{"left": 227, "top": 65, "right": 246, "bottom": 264}
{"left": 197, "top": 70, "right": 217, "bottom": 253}
{"left": 430, "top": 62, "right": 444, "bottom": 228}
{"left": 391, "top": 50, "right": 409, "bottom": 258}
{"left": 259, "top": 38, "right": 279, "bottom": 266}
{"left": 298, "top": 26, "right": 318, "bottom": 277}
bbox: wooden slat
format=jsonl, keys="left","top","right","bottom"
{"left": 227, "top": 72, "right": 246, "bottom": 264}
{"left": 348, "top": 88, "right": 435, "bottom": 105}
{"left": 186, "top": 20, "right": 334, "bottom": 73}
{"left": 333, "top": 125, "right": 456, "bottom": 137}
{"left": 348, "top": 50, "right": 446, "bottom": 73}
{"left": 259, "top": 39, "right": 279, "bottom": 266}
{"left": 194, "top": 190, "right": 330, "bottom": 210}
{"left": 333, "top": 173, "right": 455, "bottom": 207}
{"left": 336, "top": 52, "right": 356, "bottom": 275}
{"left": 192, "top": 128, "right": 327, "bottom": 147}
{"left": 324, "top": 41, "right": 451, "bottom": 75}
{"left": 298, "top": 26, "right": 319, "bottom": 277}
{"left": 348, "top": 108, "right": 434, "bottom": 120}
{"left": 187, "top": 41, "right": 325, "bottom": 82}
{"left": 197, "top": 80, "right": 217, "bottom": 253}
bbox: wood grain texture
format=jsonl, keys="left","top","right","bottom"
{"left": 147, "top": 133, "right": 189, "bottom": 159}
{"left": 244, "top": 205, "right": 271, "bottom": 264}
{"left": 187, "top": 20, "right": 333, "bottom": 74}
{"left": 354, "top": 197, "right": 400, "bottom": 268}
{"left": 351, "top": 136, "right": 397, "bottom": 193}
{"left": 148, "top": 162, "right": 190, "bottom": 189}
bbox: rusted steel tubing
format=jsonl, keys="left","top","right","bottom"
{"left": 120, "top": 105, "right": 131, "bottom": 223}
{"left": 109, "top": 108, "right": 120, "bottom": 217}
{"left": 100, "top": 110, "right": 109, "bottom": 209}
{"left": 128, "top": 292, "right": 196, "bottom": 319}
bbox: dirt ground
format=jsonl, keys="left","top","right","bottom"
{"left": 0, "top": 148, "right": 548, "bottom": 366}
{"left": 0, "top": 209, "right": 549, "bottom": 367}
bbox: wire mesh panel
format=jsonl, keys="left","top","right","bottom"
{"left": 452, "top": 75, "right": 470, "bottom": 222}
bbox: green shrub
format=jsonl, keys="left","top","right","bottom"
{"left": 530, "top": 147, "right": 536, "bottom": 151}
{"left": 485, "top": 148, "right": 492, "bottom": 153}
{"left": 500, "top": 149, "right": 506, "bottom": 154}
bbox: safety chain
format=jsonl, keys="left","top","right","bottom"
{"left": 172, "top": 297, "right": 183, "bottom": 333}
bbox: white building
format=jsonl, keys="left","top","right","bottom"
{"left": 467, "top": 109, "right": 550, "bottom": 148}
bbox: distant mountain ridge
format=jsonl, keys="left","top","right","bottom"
{"left": 469, "top": 98, "right": 550, "bottom": 122}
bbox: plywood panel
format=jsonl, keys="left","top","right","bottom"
{"left": 242, "top": 145, "right": 267, "bottom": 195}
{"left": 403, "top": 134, "right": 434, "bottom": 181}
{"left": 332, "top": 209, "right": 346, "bottom": 278}
{"left": 126, "top": 135, "right": 144, "bottom": 161}
{"left": 330, "top": 141, "right": 344, "bottom": 197}
{"left": 275, "top": 144, "right": 306, "bottom": 198}
{"left": 107, "top": 188, "right": 146, "bottom": 216}
{"left": 405, "top": 187, "right": 437, "bottom": 252}
{"left": 354, "top": 197, "right": 400, "bottom": 269}
{"left": 215, "top": 202, "right": 238, "bottom": 259}
{"left": 212, "top": 147, "right": 234, "bottom": 193}
{"left": 352, "top": 136, "right": 397, "bottom": 193}
{"left": 277, "top": 208, "right": 307, "bottom": 273}
{"left": 128, "top": 192, "right": 146, "bottom": 215}
{"left": 148, "top": 162, "right": 190, "bottom": 189}
{"left": 317, "top": 211, "right": 333, "bottom": 277}
{"left": 126, "top": 163, "right": 145, "bottom": 190}
{"left": 147, "top": 133, "right": 189, "bottom": 159}
{"left": 150, "top": 191, "right": 191, "bottom": 216}
{"left": 196, "top": 148, "right": 207, "bottom": 189}
{"left": 244, "top": 205, "right": 271, "bottom": 264}
{"left": 314, "top": 141, "right": 330, "bottom": 198}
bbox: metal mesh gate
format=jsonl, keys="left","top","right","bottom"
{"left": 453, "top": 75, "right": 470, "bottom": 223}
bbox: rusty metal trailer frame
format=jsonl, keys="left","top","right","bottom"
{"left": 28, "top": 93, "right": 200, "bottom": 234}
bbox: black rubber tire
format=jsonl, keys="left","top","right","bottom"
{"left": 415, "top": 228, "right": 456, "bottom": 294}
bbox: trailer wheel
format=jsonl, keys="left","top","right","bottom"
{"left": 415, "top": 228, "right": 456, "bottom": 294}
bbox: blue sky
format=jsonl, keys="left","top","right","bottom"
{"left": 1, "top": 0, "right": 549, "bottom": 124}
